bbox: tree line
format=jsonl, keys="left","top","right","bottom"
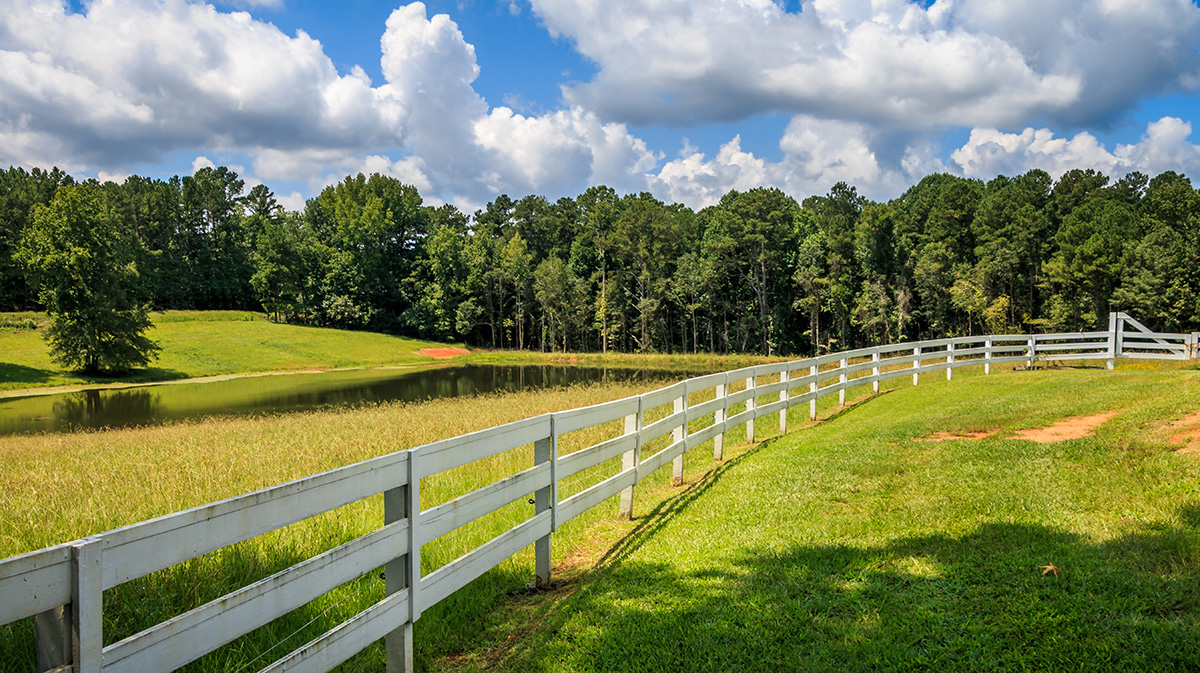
{"left": 2, "top": 165, "right": 1198, "bottom": 357}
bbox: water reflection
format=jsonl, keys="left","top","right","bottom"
{"left": 0, "top": 364, "right": 678, "bottom": 436}
{"left": 51, "top": 389, "right": 162, "bottom": 430}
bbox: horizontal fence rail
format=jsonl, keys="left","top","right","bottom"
{"left": 1, "top": 313, "right": 1196, "bottom": 673}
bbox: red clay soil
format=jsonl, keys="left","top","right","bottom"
{"left": 1013, "top": 411, "right": 1118, "bottom": 443}
{"left": 418, "top": 347, "right": 471, "bottom": 359}
{"left": 915, "top": 430, "right": 996, "bottom": 442}
{"left": 1169, "top": 413, "right": 1200, "bottom": 454}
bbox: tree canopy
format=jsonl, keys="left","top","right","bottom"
{"left": 2, "top": 165, "right": 1198, "bottom": 358}
{"left": 15, "top": 182, "right": 159, "bottom": 373}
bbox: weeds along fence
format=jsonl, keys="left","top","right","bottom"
{"left": 2, "top": 312, "right": 1197, "bottom": 673}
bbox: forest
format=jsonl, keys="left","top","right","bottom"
{"left": 1, "top": 165, "right": 1197, "bottom": 356}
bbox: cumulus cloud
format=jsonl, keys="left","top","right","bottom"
{"left": 0, "top": 0, "right": 657, "bottom": 205}
{"left": 651, "top": 116, "right": 918, "bottom": 206}
{"left": 2, "top": 0, "right": 1199, "bottom": 212}
{"left": 949, "top": 117, "right": 1200, "bottom": 181}
{"left": 529, "top": 0, "right": 1200, "bottom": 129}
{"left": 0, "top": 0, "right": 405, "bottom": 170}
{"left": 648, "top": 115, "right": 1200, "bottom": 209}
{"left": 371, "top": 3, "right": 659, "bottom": 204}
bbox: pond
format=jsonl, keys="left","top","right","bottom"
{"left": 0, "top": 364, "right": 682, "bottom": 436}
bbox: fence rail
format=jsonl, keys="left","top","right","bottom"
{"left": 2, "top": 313, "right": 1196, "bottom": 673}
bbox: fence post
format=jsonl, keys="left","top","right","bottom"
{"left": 912, "top": 345, "right": 921, "bottom": 386}
{"left": 872, "top": 350, "right": 880, "bottom": 393}
{"left": 385, "top": 475, "right": 414, "bottom": 673}
{"left": 672, "top": 385, "right": 687, "bottom": 486}
{"left": 838, "top": 358, "right": 848, "bottom": 406}
{"left": 714, "top": 375, "right": 726, "bottom": 461}
{"left": 534, "top": 427, "right": 554, "bottom": 585}
{"left": 985, "top": 338, "right": 992, "bottom": 375}
{"left": 946, "top": 341, "right": 955, "bottom": 381}
{"left": 618, "top": 400, "right": 640, "bottom": 519}
{"left": 35, "top": 605, "right": 71, "bottom": 672}
{"left": 809, "top": 364, "right": 818, "bottom": 420}
{"left": 71, "top": 537, "right": 103, "bottom": 673}
{"left": 1107, "top": 312, "right": 1117, "bottom": 370}
{"left": 1027, "top": 335, "right": 1036, "bottom": 370}
{"left": 745, "top": 374, "right": 757, "bottom": 443}
{"left": 779, "top": 369, "right": 789, "bottom": 434}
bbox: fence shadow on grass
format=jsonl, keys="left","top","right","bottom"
{"left": 494, "top": 515, "right": 1200, "bottom": 672}
{"left": 595, "top": 442, "right": 767, "bottom": 570}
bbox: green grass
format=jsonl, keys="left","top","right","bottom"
{"left": 3, "top": 361, "right": 1200, "bottom": 671}
{"left": 0, "top": 378, "right": 694, "bottom": 672}
{"left": 0, "top": 311, "right": 458, "bottom": 392}
{"left": 437, "top": 365, "right": 1200, "bottom": 672}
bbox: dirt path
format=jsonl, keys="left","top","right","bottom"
{"left": 915, "top": 430, "right": 996, "bottom": 442}
{"left": 1169, "top": 413, "right": 1200, "bottom": 453}
{"left": 1013, "top": 411, "right": 1119, "bottom": 443}
{"left": 418, "top": 347, "right": 471, "bottom": 359}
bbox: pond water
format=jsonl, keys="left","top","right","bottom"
{"left": 0, "top": 364, "right": 681, "bottom": 436}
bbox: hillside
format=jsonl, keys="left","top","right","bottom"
{"left": 443, "top": 366, "right": 1200, "bottom": 671}
{"left": 0, "top": 311, "right": 457, "bottom": 393}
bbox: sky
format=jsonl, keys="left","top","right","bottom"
{"left": 2, "top": 0, "right": 1200, "bottom": 213}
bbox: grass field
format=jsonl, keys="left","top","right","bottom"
{"left": 438, "top": 364, "right": 1200, "bottom": 672}
{"left": 0, "top": 311, "right": 457, "bottom": 392}
{"left": 3, "top": 357, "right": 1199, "bottom": 671}
{"left": 0, "top": 377, "right": 707, "bottom": 672}
{"left": 0, "top": 311, "right": 773, "bottom": 395}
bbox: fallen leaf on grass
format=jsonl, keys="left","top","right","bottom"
{"left": 1040, "top": 563, "right": 1060, "bottom": 577}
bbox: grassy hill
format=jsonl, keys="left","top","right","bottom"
{"left": 2, "top": 330, "right": 1198, "bottom": 670}
{"left": 0, "top": 311, "right": 457, "bottom": 392}
{"left": 444, "top": 365, "right": 1200, "bottom": 672}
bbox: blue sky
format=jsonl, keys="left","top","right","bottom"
{"left": 4, "top": 0, "right": 1200, "bottom": 211}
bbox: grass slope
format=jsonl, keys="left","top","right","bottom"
{"left": 0, "top": 379, "right": 686, "bottom": 672}
{"left": 447, "top": 366, "right": 1200, "bottom": 672}
{"left": 3, "top": 360, "right": 1199, "bottom": 671}
{"left": 0, "top": 311, "right": 455, "bottom": 392}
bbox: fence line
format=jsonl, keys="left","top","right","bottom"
{"left": 2, "top": 312, "right": 1197, "bottom": 673}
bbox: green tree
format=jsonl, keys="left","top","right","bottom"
{"left": 15, "top": 183, "right": 159, "bottom": 373}
{"left": 251, "top": 212, "right": 319, "bottom": 323}
{"left": 0, "top": 166, "right": 73, "bottom": 310}
{"left": 1042, "top": 198, "right": 1135, "bottom": 330}
{"left": 804, "top": 183, "right": 865, "bottom": 349}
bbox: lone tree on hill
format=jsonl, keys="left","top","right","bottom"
{"left": 16, "top": 182, "right": 159, "bottom": 374}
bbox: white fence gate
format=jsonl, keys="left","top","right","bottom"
{"left": 1, "top": 313, "right": 1196, "bottom": 673}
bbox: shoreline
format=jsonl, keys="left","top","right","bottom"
{"left": 0, "top": 362, "right": 444, "bottom": 401}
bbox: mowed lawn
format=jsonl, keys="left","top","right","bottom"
{"left": 451, "top": 365, "right": 1200, "bottom": 672}
{"left": 0, "top": 311, "right": 456, "bottom": 392}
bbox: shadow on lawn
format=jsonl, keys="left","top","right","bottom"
{"left": 500, "top": 508, "right": 1200, "bottom": 672}
{"left": 0, "top": 362, "right": 53, "bottom": 386}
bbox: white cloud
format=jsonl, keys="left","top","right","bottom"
{"left": 652, "top": 116, "right": 916, "bottom": 207}
{"left": 949, "top": 117, "right": 1200, "bottom": 181}
{"left": 275, "top": 191, "right": 306, "bottom": 212}
{"left": 528, "top": 0, "right": 1200, "bottom": 129}
{"left": 2, "top": 0, "right": 1199, "bottom": 213}
{"left": 0, "top": 0, "right": 403, "bottom": 168}
{"left": 191, "top": 156, "right": 217, "bottom": 173}
{"left": 474, "top": 106, "right": 658, "bottom": 196}
{"left": 1113, "top": 116, "right": 1200, "bottom": 176}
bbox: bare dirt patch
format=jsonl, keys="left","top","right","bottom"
{"left": 1013, "top": 411, "right": 1118, "bottom": 443}
{"left": 418, "top": 347, "right": 471, "bottom": 359}
{"left": 1168, "top": 413, "right": 1200, "bottom": 453}
{"left": 915, "top": 430, "right": 996, "bottom": 442}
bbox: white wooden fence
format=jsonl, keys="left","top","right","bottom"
{"left": 2, "top": 313, "right": 1197, "bottom": 673}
